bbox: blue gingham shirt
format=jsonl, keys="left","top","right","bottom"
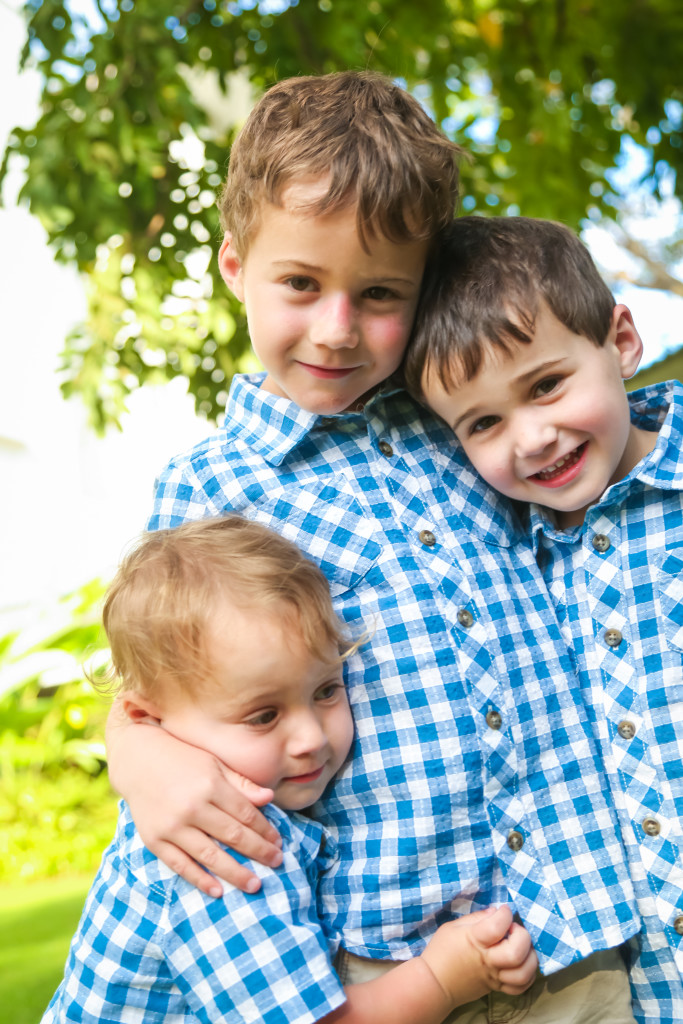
{"left": 531, "top": 381, "right": 683, "bottom": 1024}
{"left": 148, "top": 375, "right": 641, "bottom": 1000}
{"left": 42, "top": 802, "right": 344, "bottom": 1024}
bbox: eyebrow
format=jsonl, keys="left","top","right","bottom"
{"left": 270, "top": 259, "right": 416, "bottom": 284}
{"left": 452, "top": 405, "right": 482, "bottom": 432}
{"left": 271, "top": 259, "right": 323, "bottom": 272}
{"left": 510, "top": 357, "right": 566, "bottom": 387}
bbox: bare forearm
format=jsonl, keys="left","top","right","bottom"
{"left": 323, "top": 957, "right": 453, "bottom": 1024}
{"left": 322, "top": 908, "right": 538, "bottom": 1024}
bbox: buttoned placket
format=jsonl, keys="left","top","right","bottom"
{"left": 580, "top": 506, "right": 683, "bottom": 967}
{"left": 365, "top": 412, "right": 539, "bottom": 877}
{"left": 368, "top": 419, "right": 615, "bottom": 950}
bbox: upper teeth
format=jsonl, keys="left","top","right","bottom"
{"left": 536, "top": 454, "right": 581, "bottom": 477}
{"left": 542, "top": 454, "right": 572, "bottom": 474}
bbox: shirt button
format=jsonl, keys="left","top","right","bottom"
{"left": 486, "top": 709, "right": 502, "bottom": 730}
{"left": 592, "top": 533, "right": 611, "bottom": 553}
{"left": 507, "top": 831, "right": 524, "bottom": 852}
{"left": 673, "top": 915, "right": 683, "bottom": 935}
{"left": 617, "top": 720, "right": 636, "bottom": 740}
{"left": 457, "top": 608, "right": 474, "bottom": 629}
{"left": 604, "top": 628, "right": 623, "bottom": 648}
{"left": 378, "top": 440, "right": 394, "bottom": 458}
{"left": 642, "top": 817, "right": 661, "bottom": 836}
{"left": 419, "top": 529, "right": 436, "bottom": 547}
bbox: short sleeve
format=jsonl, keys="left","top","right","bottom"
{"left": 162, "top": 811, "right": 346, "bottom": 1024}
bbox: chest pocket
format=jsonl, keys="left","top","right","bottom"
{"left": 248, "top": 481, "right": 383, "bottom": 597}
{"left": 657, "top": 550, "right": 683, "bottom": 653}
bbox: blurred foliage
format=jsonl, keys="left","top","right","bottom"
{"left": 1, "top": 0, "right": 682, "bottom": 430}
{"left": 0, "top": 580, "right": 118, "bottom": 882}
{"left": 632, "top": 345, "right": 683, "bottom": 392}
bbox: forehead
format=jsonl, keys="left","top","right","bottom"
{"left": 154, "top": 604, "right": 340, "bottom": 710}
{"left": 242, "top": 174, "right": 349, "bottom": 246}
{"left": 243, "top": 199, "right": 429, "bottom": 286}
{"left": 244, "top": 173, "right": 426, "bottom": 259}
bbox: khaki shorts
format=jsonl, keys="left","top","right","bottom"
{"left": 335, "top": 945, "right": 636, "bottom": 1024}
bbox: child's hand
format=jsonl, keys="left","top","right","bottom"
{"left": 421, "top": 905, "right": 537, "bottom": 1008}
{"left": 106, "top": 704, "right": 283, "bottom": 895}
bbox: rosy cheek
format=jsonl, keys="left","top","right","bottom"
{"left": 485, "top": 456, "right": 514, "bottom": 490}
{"left": 371, "top": 314, "right": 413, "bottom": 353}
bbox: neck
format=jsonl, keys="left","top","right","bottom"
{"left": 554, "top": 423, "right": 659, "bottom": 530}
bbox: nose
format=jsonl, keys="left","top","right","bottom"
{"left": 288, "top": 710, "right": 328, "bottom": 758}
{"left": 513, "top": 412, "right": 558, "bottom": 459}
{"left": 309, "top": 294, "right": 358, "bottom": 349}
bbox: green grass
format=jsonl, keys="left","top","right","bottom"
{"left": 0, "top": 875, "right": 93, "bottom": 1024}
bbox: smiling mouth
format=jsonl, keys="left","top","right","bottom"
{"left": 297, "top": 362, "right": 358, "bottom": 379}
{"left": 531, "top": 442, "right": 588, "bottom": 484}
{"left": 283, "top": 766, "right": 325, "bottom": 784}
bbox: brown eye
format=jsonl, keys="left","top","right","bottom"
{"left": 534, "top": 376, "right": 561, "bottom": 398}
{"left": 247, "top": 709, "right": 278, "bottom": 727}
{"left": 470, "top": 415, "right": 499, "bottom": 435}
{"left": 287, "top": 276, "right": 316, "bottom": 292}
{"left": 364, "top": 286, "right": 395, "bottom": 301}
{"left": 315, "top": 682, "right": 342, "bottom": 702}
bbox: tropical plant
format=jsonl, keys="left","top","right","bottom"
{"left": 0, "top": 580, "right": 118, "bottom": 881}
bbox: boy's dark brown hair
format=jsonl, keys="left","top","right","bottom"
{"left": 98, "top": 516, "right": 346, "bottom": 700}
{"left": 218, "top": 70, "right": 461, "bottom": 257}
{"left": 403, "top": 215, "right": 616, "bottom": 399}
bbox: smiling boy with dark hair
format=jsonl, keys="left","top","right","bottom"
{"left": 406, "top": 214, "right": 683, "bottom": 1023}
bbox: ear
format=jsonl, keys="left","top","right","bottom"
{"left": 608, "top": 304, "right": 643, "bottom": 381}
{"left": 218, "top": 232, "right": 245, "bottom": 301}
{"left": 122, "top": 692, "right": 164, "bottom": 726}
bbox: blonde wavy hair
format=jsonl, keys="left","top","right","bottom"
{"left": 97, "top": 516, "right": 348, "bottom": 700}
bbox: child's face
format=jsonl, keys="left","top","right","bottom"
{"left": 145, "top": 602, "right": 354, "bottom": 811}
{"left": 422, "top": 303, "right": 655, "bottom": 528}
{"left": 219, "top": 178, "right": 429, "bottom": 415}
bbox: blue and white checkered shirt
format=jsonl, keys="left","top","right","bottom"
{"left": 149, "top": 375, "right": 641, "bottom": 989}
{"left": 531, "top": 380, "right": 683, "bottom": 1024}
{"left": 42, "top": 802, "right": 344, "bottom": 1024}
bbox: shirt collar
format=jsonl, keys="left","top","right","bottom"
{"left": 627, "top": 379, "right": 683, "bottom": 491}
{"left": 224, "top": 372, "right": 403, "bottom": 466}
{"left": 530, "top": 379, "right": 683, "bottom": 552}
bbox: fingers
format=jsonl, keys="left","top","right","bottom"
{"left": 223, "top": 765, "right": 276, "bottom": 807}
{"left": 497, "top": 943, "right": 539, "bottom": 995}
{"left": 144, "top": 816, "right": 283, "bottom": 894}
{"left": 164, "top": 760, "right": 283, "bottom": 858}
{"left": 469, "top": 904, "right": 514, "bottom": 947}
{"left": 194, "top": 808, "right": 284, "bottom": 873}
{"left": 483, "top": 921, "right": 538, "bottom": 994}
{"left": 202, "top": 796, "right": 283, "bottom": 854}
{"left": 478, "top": 917, "right": 538, "bottom": 994}
{"left": 131, "top": 767, "right": 285, "bottom": 893}
{"left": 150, "top": 838, "right": 265, "bottom": 896}
{"left": 147, "top": 797, "right": 285, "bottom": 890}
{"left": 445, "top": 906, "right": 498, "bottom": 931}
{"left": 112, "top": 724, "right": 285, "bottom": 893}
{"left": 485, "top": 921, "right": 533, "bottom": 968}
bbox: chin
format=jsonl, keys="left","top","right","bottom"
{"left": 280, "top": 787, "right": 325, "bottom": 812}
